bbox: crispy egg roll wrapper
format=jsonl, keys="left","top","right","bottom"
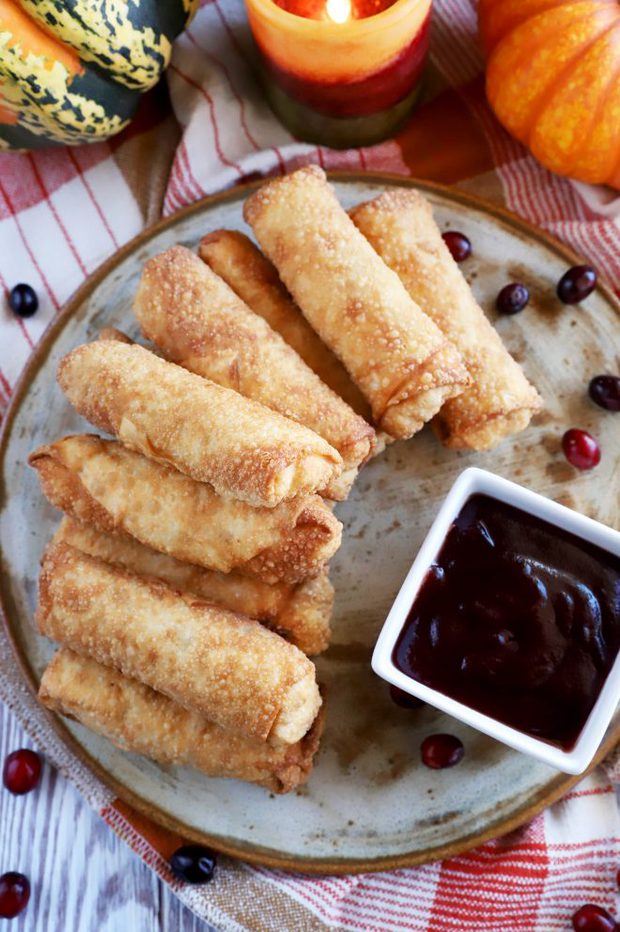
{"left": 57, "top": 340, "right": 342, "bottom": 508}
{"left": 133, "top": 246, "right": 374, "bottom": 500}
{"left": 54, "top": 517, "right": 333, "bottom": 655}
{"left": 39, "top": 650, "right": 324, "bottom": 793}
{"left": 243, "top": 166, "right": 471, "bottom": 440}
{"left": 29, "top": 435, "right": 342, "bottom": 585}
{"left": 97, "top": 327, "right": 133, "bottom": 344}
{"left": 37, "top": 542, "right": 322, "bottom": 745}
{"left": 350, "top": 191, "right": 543, "bottom": 450}
{"left": 198, "top": 229, "right": 372, "bottom": 420}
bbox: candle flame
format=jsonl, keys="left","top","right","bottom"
{"left": 325, "top": 0, "right": 351, "bottom": 24}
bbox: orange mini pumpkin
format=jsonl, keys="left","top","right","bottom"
{"left": 479, "top": 0, "right": 620, "bottom": 189}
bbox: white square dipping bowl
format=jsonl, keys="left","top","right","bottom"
{"left": 372, "top": 467, "right": 620, "bottom": 775}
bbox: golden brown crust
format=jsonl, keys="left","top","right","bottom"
{"left": 97, "top": 327, "right": 133, "bottom": 344}
{"left": 54, "top": 517, "right": 333, "bottom": 655}
{"left": 133, "top": 245, "right": 375, "bottom": 499}
{"left": 57, "top": 340, "right": 342, "bottom": 507}
{"left": 28, "top": 435, "right": 342, "bottom": 584}
{"left": 198, "top": 229, "right": 373, "bottom": 420}
{"left": 39, "top": 649, "right": 324, "bottom": 793}
{"left": 350, "top": 190, "right": 543, "bottom": 451}
{"left": 283, "top": 571, "right": 333, "bottom": 656}
{"left": 243, "top": 166, "right": 471, "bottom": 440}
{"left": 37, "top": 542, "right": 322, "bottom": 744}
{"left": 244, "top": 501, "right": 342, "bottom": 587}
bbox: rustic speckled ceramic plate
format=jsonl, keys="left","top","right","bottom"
{"left": 1, "top": 174, "right": 619, "bottom": 874}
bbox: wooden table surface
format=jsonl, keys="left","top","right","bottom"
{"left": 0, "top": 702, "right": 215, "bottom": 932}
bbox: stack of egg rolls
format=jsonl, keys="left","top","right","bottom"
{"left": 39, "top": 649, "right": 325, "bottom": 794}
{"left": 244, "top": 165, "right": 472, "bottom": 441}
{"left": 37, "top": 542, "right": 322, "bottom": 746}
{"left": 32, "top": 168, "right": 545, "bottom": 798}
{"left": 133, "top": 245, "right": 375, "bottom": 500}
{"left": 350, "top": 190, "right": 543, "bottom": 450}
{"left": 57, "top": 340, "right": 343, "bottom": 508}
{"left": 32, "top": 310, "right": 347, "bottom": 790}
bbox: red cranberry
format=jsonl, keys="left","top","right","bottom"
{"left": 8, "top": 283, "right": 38, "bottom": 318}
{"left": 572, "top": 903, "right": 617, "bottom": 932}
{"left": 169, "top": 845, "right": 217, "bottom": 884}
{"left": 589, "top": 375, "right": 620, "bottom": 412}
{"left": 421, "top": 733, "right": 464, "bottom": 769}
{"left": 3, "top": 749, "right": 42, "bottom": 795}
{"left": 442, "top": 231, "right": 471, "bottom": 263}
{"left": 557, "top": 265, "right": 597, "bottom": 304}
{"left": 617, "top": 866, "right": 620, "bottom": 888}
{"left": 562, "top": 429, "right": 601, "bottom": 470}
{"left": 496, "top": 282, "right": 530, "bottom": 315}
{"left": 389, "top": 685, "right": 425, "bottom": 709}
{"left": 0, "top": 872, "right": 30, "bottom": 919}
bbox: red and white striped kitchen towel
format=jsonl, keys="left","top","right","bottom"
{"left": 1, "top": 0, "right": 620, "bottom": 929}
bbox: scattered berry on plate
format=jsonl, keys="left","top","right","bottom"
{"left": 557, "top": 265, "right": 597, "bottom": 304}
{"left": 571, "top": 903, "right": 617, "bottom": 932}
{"left": 169, "top": 845, "right": 217, "bottom": 884}
{"left": 3, "top": 749, "right": 42, "bottom": 795}
{"left": 8, "top": 284, "right": 39, "bottom": 318}
{"left": 442, "top": 231, "right": 471, "bottom": 263}
{"left": 562, "top": 429, "right": 601, "bottom": 470}
{"left": 389, "top": 685, "right": 425, "bottom": 709}
{"left": 589, "top": 376, "right": 620, "bottom": 412}
{"left": 0, "top": 872, "right": 30, "bottom": 920}
{"left": 421, "top": 734, "right": 464, "bottom": 769}
{"left": 496, "top": 283, "right": 530, "bottom": 315}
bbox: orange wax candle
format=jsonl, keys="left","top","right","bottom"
{"left": 244, "top": 0, "right": 432, "bottom": 147}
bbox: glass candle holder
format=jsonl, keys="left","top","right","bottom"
{"left": 244, "top": 0, "right": 432, "bottom": 148}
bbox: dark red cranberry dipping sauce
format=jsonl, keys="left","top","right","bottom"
{"left": 392, "top": 494, "right": 620, "bottom": 751}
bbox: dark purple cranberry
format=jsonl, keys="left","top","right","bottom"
{"left": 389, "top": 685, "right": 425, "bottom": 709}
{"left": 557, "top": 265, "right": 597, "bottom": 304}
{"left": 8, "top": 284, "right": 38, "bottom": 318}
{"left": 169, "top": 845, "right": 217, "bottom": 884}
{"left": 617, "top": 866, "right": 620, "bottom": 889}
{"left": 562, "top": 428, "right": 601, "bottom": 470}
{"left": 421, "top": 734, "right": 464, "bottom": 769}
{"left": 589, "top": 375, "right": 620, "bottom": 412}
{"left": 572, "top": 903, "right": 617, "bottom": 932}
{"left": 3, "top": 749, "right": 42, "bottom": 795}
{"left": 496, "top": 282, "right": 530, "bottom": 315}
{"left": 442, "top": 231, "right": 471, "bottom": 263}
{"left": 0, "top": 873, "right": 30, "bottom": 919}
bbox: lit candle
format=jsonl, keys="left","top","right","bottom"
{"left": 244, "top": 0, "right": 432, "bottom": 148}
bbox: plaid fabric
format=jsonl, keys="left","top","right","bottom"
{"left": 1, "top": 1, "right": 619, "bottom": 929}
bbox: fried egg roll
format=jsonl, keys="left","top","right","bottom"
{"left": 198, "top": 229, "right": 372, "bottom": 420}
{"left": 57, "top": 340, "right": 342, "bottom": 508}
{"left": 39, "top": 650, "right": 324, "bottom": 793}
{"left": 29, "top": 436, "right": 342, "bottom": 585}
{"left": 37, "top": 543, "right": 322, "bottom": 745}
{"left": 243, "top": 166, "right": 471, "bottom": 440}
{"left": 54, "top": 517, "right": 333, "bottom": 655}
{"left": 350, "top": 190, "right": 543, "bottom": 450}
{"left": 133, "top": 246, "right": 375, "bottom": 500}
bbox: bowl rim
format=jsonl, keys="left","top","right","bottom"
{"left": 372, "top": 466, "right": 620, "bottom": 775}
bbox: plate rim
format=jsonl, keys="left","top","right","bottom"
{"left": 1, "top": 171, "right": 619, "bottom": 875}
